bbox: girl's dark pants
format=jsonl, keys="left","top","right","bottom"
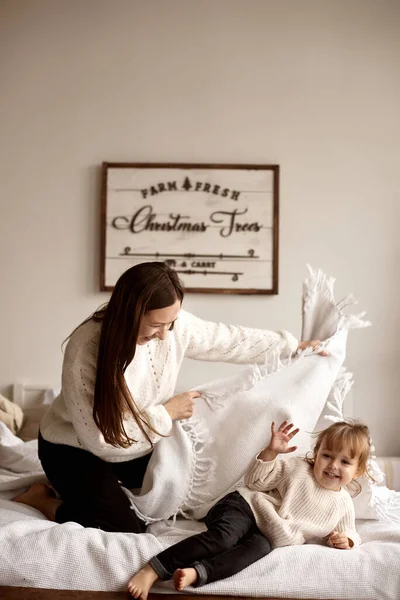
{"left": 150, "top": 490, "right": 272, "bottom": 586}
{"left": 38, "top": 431, "right": 150, "bottom": 532}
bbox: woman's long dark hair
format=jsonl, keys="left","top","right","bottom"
{"left": 68, "top": 262, "right": 184, "bottom": 448}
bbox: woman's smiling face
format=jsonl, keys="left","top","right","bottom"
{"left": 137, "top": 299, "right": 181, "bottom": 345}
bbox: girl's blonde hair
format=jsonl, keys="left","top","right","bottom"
{"left": 306, "top": 420, "right": 373, "bottom": 496}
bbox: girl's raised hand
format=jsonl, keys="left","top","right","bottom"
{"left": 267, "top": 421, "right": 299, "bottom": 455}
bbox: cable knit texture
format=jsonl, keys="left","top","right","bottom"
{"left": 239, "top": 456, "right": 360, "bottom": 548}
{"left": 40, "top": 310, "right": 298, "bottom": 462}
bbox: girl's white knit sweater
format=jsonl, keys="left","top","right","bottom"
{"left": 239, "top": 456, "right": 360, "bottom": 548}
{"left": 40, "top": 309, "right": 298, "bottom": 462}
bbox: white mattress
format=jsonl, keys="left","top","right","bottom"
{"left": 1, "top": 494, "right": 400, "bottom": 599}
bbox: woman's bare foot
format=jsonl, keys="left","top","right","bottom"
{"left": 127, "top": 564, "right": 158, "bottom": 600}
{"left": 173, "top": 567, "right": 198, "bottom": 591}
{"left": 13, "top": 483, "right": 61, "bottom": 520}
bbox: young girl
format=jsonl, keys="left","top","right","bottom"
{"left": 128, "top": 419, "right": 371, "bottom": 599}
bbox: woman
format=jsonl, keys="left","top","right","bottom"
{"left": 14, "top": 262, "right": 323, "bottom": 533}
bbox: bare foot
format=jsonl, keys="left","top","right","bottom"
{"left": 173, "top": 567, "right": 198, "bottom": 591}
{"left": 13, "top": 483, "right": 61, "bottom": 520}
{"left": 127, "top": 564, "right": 158, "bottom": 599}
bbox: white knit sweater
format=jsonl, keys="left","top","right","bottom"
{"left": 239, "top": 456, "right": 360, "bottom": 548}
{"left": 40, "top": 309, "right": 298, "bottom": 462}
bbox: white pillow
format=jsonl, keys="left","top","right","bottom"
{"left": 351, "top": 467, "right": 385, "bottom": 520}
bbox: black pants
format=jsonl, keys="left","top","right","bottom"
{"left": 150, "top": 491, "right": 272, "bottom": 586}
{"left": 38, "top": 431, "right": 151, "bottom": 533}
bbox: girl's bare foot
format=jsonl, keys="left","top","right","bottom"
{"left": 13, "top": 483, "right": 61, "bottom": 521}
{"left": 173, "top": 567, "right": 198, "bottom": 591}
{"left": 127, "top": 564, "right": 158, "bottom": 600}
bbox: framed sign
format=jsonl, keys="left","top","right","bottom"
{"left": 100, "top": 162, "right": 279, "bottom": 294}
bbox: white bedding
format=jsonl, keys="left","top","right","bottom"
{"left": 0, "top": 494, "right": 400, "bottom": 599}
{"left": 0, "top": 426, "right": 399, "bottom": 598}
{"left": 0, "top": 427, "right": 400, "bottom": 598}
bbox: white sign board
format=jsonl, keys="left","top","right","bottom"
{"left": 101, "top": 163, "right": 279, "bottom": 294}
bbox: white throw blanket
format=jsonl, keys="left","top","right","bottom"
{"left": 0, "top": 498, "right": 399, "bottom": 598}
{"left": 127, "top": 266, "right": 371, "bottom": 522}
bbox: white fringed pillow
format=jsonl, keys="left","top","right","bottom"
{"left": 130, "top": 267, "right": 371, "bottom": 523}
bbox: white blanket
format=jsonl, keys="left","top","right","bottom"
{"left": 129, "top": 266, "right": 370, "bottom": 522}
{"left": 0, "top": 499, "right": 400, "bottom": 598}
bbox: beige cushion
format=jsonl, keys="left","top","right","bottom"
{"left": 18, "top": 405, "right": 48, "bottom": 442}
{"left": 0, "top": 393, "right": 24, "bottom": 434}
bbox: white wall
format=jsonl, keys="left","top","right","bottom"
{"left": 1, "top": 0, "right": 399, "bottom": 454}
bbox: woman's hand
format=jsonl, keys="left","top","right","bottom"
{"left": 297, "top": 340, "right": 328, "bottom": 356}
{"left": 258, "top": 421, "right": 299, "bottom": 462}
{"left": 328, "top": 531, "right": 352, "bottom": 550}
{"left": 163, "top": 391, "right": 201, "bottom": 421}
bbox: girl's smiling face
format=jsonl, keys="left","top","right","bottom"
{"left": 313, "top": 445, "right": 360, "bottom": 491}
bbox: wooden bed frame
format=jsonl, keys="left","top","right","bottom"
{"left": 0, "top": 591, "right": 323, "bottom": 600}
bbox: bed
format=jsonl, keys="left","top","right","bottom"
{"left": 1, "top": 384, "right": 400, "bottom": 600}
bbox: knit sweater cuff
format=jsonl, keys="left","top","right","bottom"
{"left": 249, "top": 455, "right": 277, "bottom": 479}
{"left": 146, "top": 405, "right": 173, "bottom": 438}
{"left": 255, "top": 455, "right": 277, "bottom": 466}
{"left": 345, "top": 530, "right": 361, "bottom": 547}
{"left": 276, "top": 330, "right": 299, "bottom": 357}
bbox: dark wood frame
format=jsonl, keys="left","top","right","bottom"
{"left": 100, "top": 162, "right": 279, "bottom": 295}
